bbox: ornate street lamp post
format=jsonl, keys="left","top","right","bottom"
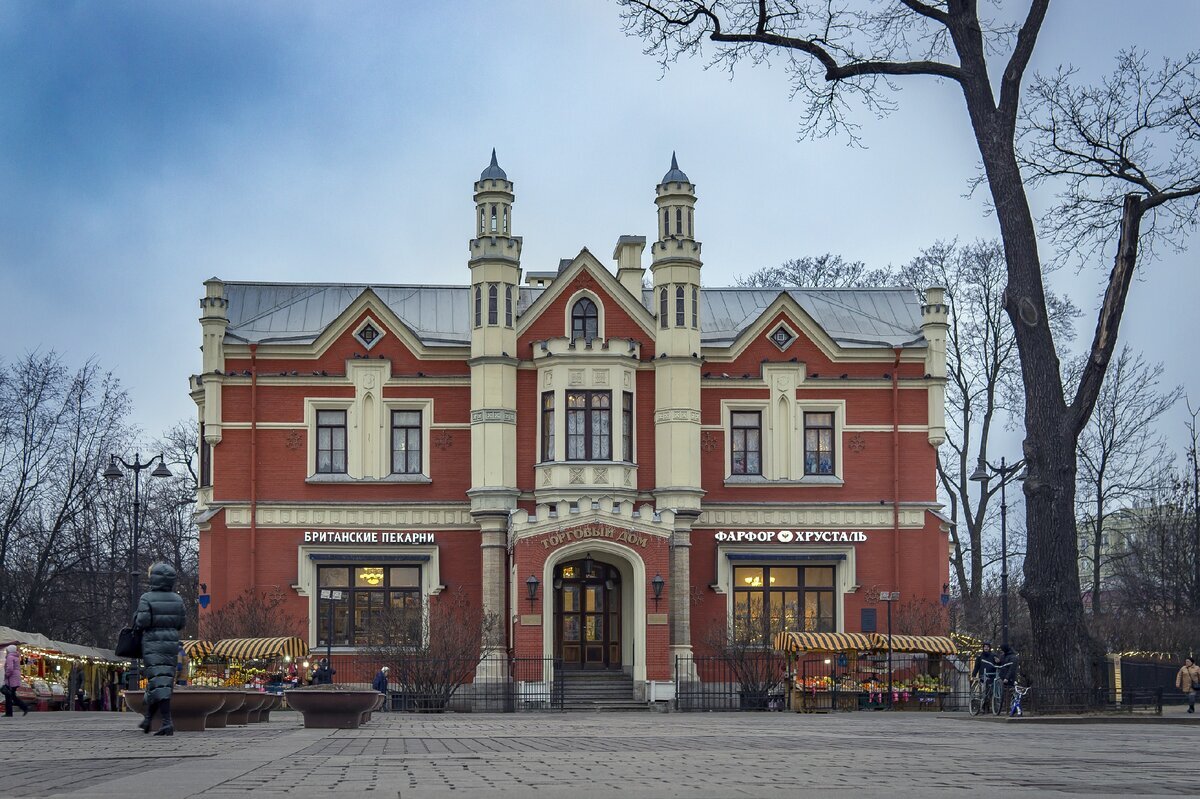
{"left": 104, "top": 452, "right": 172, "bottom": 683}
{"left": 969, "top": 455, "right": 1025, "bottom": 650}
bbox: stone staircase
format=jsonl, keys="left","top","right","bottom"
{"left": 559, "top": 670, "right": 648, "bottom": 712}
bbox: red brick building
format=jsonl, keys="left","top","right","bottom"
{"left": 192, "top": 153, "right": 950, "bottom": 696}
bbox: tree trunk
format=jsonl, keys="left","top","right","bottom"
{"left": 959, "top": 86, "right": 1100, "bottom": 691}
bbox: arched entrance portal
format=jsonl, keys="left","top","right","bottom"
{"left": 555, "top": 557, "right": 622, "bottom": 669}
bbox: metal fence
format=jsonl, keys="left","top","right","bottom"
{"left": 675, "top": 654, "right": 791, "bottom": 711}
{"left": 334, "top": 656, "right": 563, "bottom": 713}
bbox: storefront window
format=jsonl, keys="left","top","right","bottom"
{"left": 316, "top": 564, "right": 421, "bottom": 647}
{"left": 732, "top": 564, "right": 835, "bottom": 645}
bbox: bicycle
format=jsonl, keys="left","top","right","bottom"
{"left": 1009, "top": 683, "right": 1031, "bottom": 717}
{"left": 967, "top": 666, "right": 1006, "bottom": 716}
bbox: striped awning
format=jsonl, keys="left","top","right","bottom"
{"left": 210, "top": 637, "right": 308, "bottom": 661}
{"left": 180, "top": 639, "right": 213, "bottom": 658}
{"left": 870, "top": 634, "right": 957, "bottom": 654}
{"left": 773, "top": 631, "right": 874, "bottom": 653}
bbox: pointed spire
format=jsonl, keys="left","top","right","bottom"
{"left": 480, "top": 148, "right": 508, "bottom": 181}
{"left": 661, "top": 151, "right": 689, "bottom": 184}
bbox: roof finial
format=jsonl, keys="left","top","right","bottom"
{"left": 671, "top": 151, "right": 679, "bottom": 171}
{"left": 480, "top": 148, "right": 508, "bottom": 181}
{"left": 660, "top": 151, "right": 690, "bottom": 184}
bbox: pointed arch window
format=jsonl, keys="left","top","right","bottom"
{"left": 505, "top": 285, "right": 514, "bottom": 327}
{"left": 478, "top": 207, "right": 486, "bottom": 236}
{"left": 571, "top": 297, "right": 599, "bottom": 342}
{"left": 490, "top": 204, "right": 498, "bottom": 233}
{"left": 675, "top": 285, "right": 685, "bottom": 327}
{"left": 474, "top": 286, "right": 482, "bottom": 328}
{"left": 487, "top": 283, "right": 498, "bottom": 325}
{"left": 502, "top": 206, "right": 509, "bottom": 234}
{"left": 662, "top": 208, "right": 669, "bottom": 237}
{"left": 675, "top": 207, "right": 683, "bottom": 237}
{"left": 688, "top": 207, "right": 693, "bottom": 237}
{"left": 659, "top": 288, "right": 668, "bottom": 329}
{"left": 691, "top": 286, "right": 699, "bottom": 329}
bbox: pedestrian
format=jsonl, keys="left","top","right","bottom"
{"left": 136, "top": 562, "right": 186, "bottom": 736}
{"left": 372, "top": 666, "right": 390, "bottom": 710}
{"left": 312, "top": 658, "right": 335, "bottom": 685}
{"left": 1176, "top": 656, "right": 1200, "bottom": 714}
{"left": 2, "top": 644, "right": 30, "bottom": 717}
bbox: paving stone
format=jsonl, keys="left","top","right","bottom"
{"left": 0, "top": 710, "right": 1192, "bottom": 798}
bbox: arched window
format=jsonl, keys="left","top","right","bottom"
{"left": 474, "top": 286, "right": 482, "bottom": 328}
{"left": 505, "top": 285, "right": 514, "bottom": 327}
{"left": 571, "top": 297, "right": 599, "bottom": 342}
{"left": 675, "top": 285, "right": 685, "bottom": 327}
{"left": 687, "top": 207, "right": 693, "bottom": 237}
{"left": 487, "top": 283, "right": 498, "bottom": 325}
{"left": 659, "top": 288, "right": 668, "bottom": 329}
{"left": 502, "top": 206, "right": 509, "bottom": 234}
{"left": 691, "top": 286, "right": 699, "bottom": 329}
{"left": 662, "top": 208, "right": 669, "bottom": 237}
{"left": 675, "top": 207, "right": 683, "bottom": 237}
{"left": 478, "top": 207, "right": 485, "bottom": 236}
{"left": 490, "top": 204, "right": 498, "bottom": 233}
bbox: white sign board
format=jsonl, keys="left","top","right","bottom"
{"left": 713, "top": 530, "right": 867, "bottom": 543}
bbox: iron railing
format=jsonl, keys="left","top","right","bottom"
{"left": 332, "top": 656, "right": 563, "bottom": 713}
{"left": 675, "top": 654, "right": 790, "bottom": 711}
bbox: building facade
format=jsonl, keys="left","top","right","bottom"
{"left": 192, "top": 154, "right": 950, "bottom": 694}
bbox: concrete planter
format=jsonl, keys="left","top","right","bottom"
{"left": 286, "top": 688, "right": 379, "bottom": 729}
{"left": 259, "top": 694, "right": 283, "bottom": 722}
{"left": 121, "top": 688, "right": 224, "bottom": 733}
{"left": 227, "top": 692, "right": 268, "bottom": 725}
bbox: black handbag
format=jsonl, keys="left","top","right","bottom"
{"left": 115, "top": 625, "right": 143, "bottom": 658}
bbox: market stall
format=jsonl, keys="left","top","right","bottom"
{"left": 191, "top": 637, "right": 308, "bottom": 692}
{"left": 0, "top": 625, "right": 129, "bottom": 711}
{"left": 774, "top": 631, "right": 958, "bottom": 711}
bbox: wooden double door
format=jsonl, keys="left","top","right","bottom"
{"left": 555, "top": 558, "right": 622, "bottom": 669}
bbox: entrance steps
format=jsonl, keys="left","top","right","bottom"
{"left": 560, "top": 670, "right": 649, "bottom": 711}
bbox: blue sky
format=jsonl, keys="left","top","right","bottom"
{"left": 1, "top": 0, "right": 1197, "bottom": 454}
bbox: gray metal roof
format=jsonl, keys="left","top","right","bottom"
{"left": 479, "top": 149, "right": 507, "bottom": 181}
{"left": 660, "top": 152, "right": 690, "bottom": 184}
{"left": 222, "top": 281, "right": 924, "bottom": 350}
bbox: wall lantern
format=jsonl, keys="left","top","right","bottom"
{"left": 651, "top": 573, "right": 665, "bottom": 610}
{"left": 525, "top": 574, "right": 540, "bottom": 610}
{"left": 583, "top": 552, "right": 594, "bottom": 576}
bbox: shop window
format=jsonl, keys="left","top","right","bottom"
{"left": 622, "top": 391, "right": 633, "bottom": 462}
{"left": 730, "top": 412, "right": 762, "bottom": 475}
{"left": 487, "top": 283, "right": 498, "bottom": 325}
{"left": 541, "top": 392, "right": 555, "bottom": 462}
{"left": 316, "top": 410, "right": 347, "bottom": 474}
{"left": 732, "top": 564, "right": 836, "bottom": 646}
{"left": 316, "top": 564, "right": 421, "bottom": 648}
{"left": 391, "top": 410, "right": 422, "bottom": 474}
{"left": 804, "top": 412, "right": 835, "bottom": 475}
{"left": 571, "top": 297, "right": 599, "bottom": 342}
{"left": 566, "top": 390, "right": 611, "bottom": 461}
{"left": 675, "top": 285, "right": 685, "bottom": 327}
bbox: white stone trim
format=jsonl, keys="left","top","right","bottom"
{"left": 353, "top": 315, "right": 387, "bottom": 350}
{"left": 222, "top": 503, "right": 474, "bottom": 529}
{"left": 562, "top": 288, "right": 606, "bottom": 342}
{"left": 541, "top": 538, "right": 647, "bottom": 683}
{"left": 696, "top": 503, "right": 931, "bottom": 529}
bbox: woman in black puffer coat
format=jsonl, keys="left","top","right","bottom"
{"left": 136, "top": 562, "right": 186, "bottom": 735}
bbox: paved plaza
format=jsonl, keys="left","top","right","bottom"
{"left": 0, "top": 709, "right": 1195, "bottom": 798}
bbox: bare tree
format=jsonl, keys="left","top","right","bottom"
{"left": 1076, "top": 347, "right": 1181, "bottom": 614}
{"left": 740, "top": 240, "right": 1076, "bottom": 634}
{"left": 202, "top": 586, "right": 302, "bottom": 641}
{"left": 363, "top": 593, "right": 499, "bottom": 711}
{"left": 737, "top": 253, "right": 895, "bottom": 288}
{"left": 619, "top": 0, "right": 1200, "bottom": 691}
